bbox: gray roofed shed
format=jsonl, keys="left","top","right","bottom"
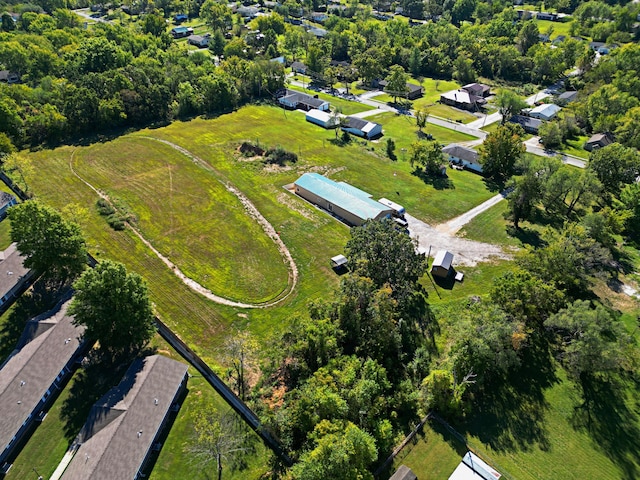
{"left": 60, "top": 355, "right": 188, "bottom": 480}
{"left": 0, "top": 243, "right": 33, "bottom": 309}
{"left": 431, "top": 250, "right": 454, "bottom": 278}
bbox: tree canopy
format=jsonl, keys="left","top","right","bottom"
{"left": 70, "top": 260, "right": 155, "bottom": 360}
{"left": 9, "top": 200, "right": 87, "bottom": 281}
{"left": 479, "top": 123, "right": 525, "bottom": 181}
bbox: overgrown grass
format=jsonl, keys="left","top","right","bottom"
{"left": 559, "top": 135, "right": 590, "bottom": 159}
{"left": 72, "top": 137, "right": 289, "bottom": 303}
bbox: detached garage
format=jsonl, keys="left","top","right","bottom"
{"left": 306, "top": 109, "right": 338, "bottom": 128}
{"left": 293, "top": 173, "right": 393, "bottom": 226}
{"left": 431, "top": 250, "right": 454, "bottom": 278}
{"left": 342, "top": 117, "right": 382, "bottom": 139}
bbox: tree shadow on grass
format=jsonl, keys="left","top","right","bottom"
{"left": 459, "top": 337, "right": 557, "bottom": 453}
{"left": 0, "top": 280, "right": 61, "bottom": 361}
{"left": 571, "top": 375, "right": 640, "bottom": 480}
{"left": 506, "top": 225, "right": 544, "bottom": 248}
{"left": 412, "top": 169, "right": 454, "bottom": 190}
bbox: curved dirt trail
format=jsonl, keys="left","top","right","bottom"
{"left": 69, "top": 140, "right": 298, "bottom": 309}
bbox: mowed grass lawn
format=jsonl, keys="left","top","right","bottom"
{"left": 73, "top": 137, "right": 289, "bottom": 303}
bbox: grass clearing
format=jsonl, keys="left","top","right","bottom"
{"left": 559, "top": 135, "right": 590, "bottom": 159}
{"left": 422, "top": 104, "right": 478, "bottom": 123}
{"left": 0, "top": 218, "right": 12, "bottom": 250}
{"left": 535, "top": 19, "right": 576, "bottom": 39}
{"left": 73, "top": 136, "right": 289, "bottom": 303}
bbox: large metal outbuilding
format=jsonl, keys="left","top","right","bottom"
{"left": 294, "top": 173, "right": 393, "bottom": 226}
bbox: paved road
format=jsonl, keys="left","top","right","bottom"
{"left": 72, "top": 8, "right": 110, "bottom": 23}
{"left": 435, "top": 190, "right": 511, "bottom": 235}
{"left": 523, "top": 137, "right": 587, "bottom": 168}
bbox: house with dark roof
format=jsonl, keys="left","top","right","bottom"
{"left": 536, "top": 11, "right": 558, "bottom": 21}
{"left": 440, "top": 89, "right": 486, "bottom": 111}
{"left": 584, "top": 132, "right": 614, "bottom": 152}
{"left": 0, "top": 192, "right": 17, "bottom": 219}
{"left": 462, "top": 83, "right": 491, "bottom": 98}
{"left": 0, "top": 299, "right": 87, "bottom": 468}
{"left": 442, "top": 144, "right": 482, "bottom": 173}
{"left": 341, "top": 116, "right": 382, "bottom": 139}
{"left": 277, "top": 89, "right": 330, "bottom": 111}
{"left": 59, "top": 355, "right": 188, "bottom": 480}
{"left": 557, "top": 90, "right": 577, "bottom": 103}
{"left": 509, "top": 114, "right": 542, "bottom": 134}
{"left": 376, "top": 80, "right": 424, "bottom": 100}
{"left": 293, "top": 173, "right": 393, "bottom": 226}
{"left": 0, "top": 243, "right": 34, "bottom": 311}
{"left": 291, "top": 61, "right": 307, "bottom": 74}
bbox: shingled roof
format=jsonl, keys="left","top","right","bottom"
{"left": 60, "top": 355, "right": 188, "bottom": 480}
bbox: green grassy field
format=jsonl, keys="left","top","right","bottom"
{"left": 535, "top": 19, "right": 576, "bottom": 39}
{"left": 72, "top": 137, "right": 289, "bottom": 303}
{"left": 0, "top": 218, "right": 12, "bottom": 251}
{"left": 422, "top": 103, "right": 478, "bottom": 123}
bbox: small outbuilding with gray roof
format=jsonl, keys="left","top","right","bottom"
{"left": 341, "top": 116, "right": 382, "bottom": 139}
{"left": 59, "top": 355, "right": 188, "bottom": 480}
{"left": 431, "top": 250, "right": 454, "bottom": 278}
{"left": 293, "top": 173, "right": 393, "bottom": 226}
{"left": 0, "top": 299, "right": 87, "bottom": 468}
{"left": 390, "top": 465, "right": 418, "bottom": 480}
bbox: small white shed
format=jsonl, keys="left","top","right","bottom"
{"left": 431, "top": 250, "right": 454, "bottom": 278}
{"left": 331, "top": 254, "right": 348, "bottom": 269}
{"left": 306, "top": 109, "right": 338, "bottom": 128}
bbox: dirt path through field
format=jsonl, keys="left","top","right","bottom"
{"left": 69, "top": 142, "right": 298, "bottom": 309}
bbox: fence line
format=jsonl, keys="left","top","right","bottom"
{"left": 0, "top": 172, "right": 293, "bottom": 467}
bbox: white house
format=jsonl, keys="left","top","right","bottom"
{"left": 187, "top": 34, "right": 210, "bottom": 47}
{"left": 448, "top": 451, "right": 501, "bottom": 480}
{"left": 528, "top": 103, "right": 561, "bottom": 121}
{"left": 442, "top": 144, "right": 482, "bottom": 173}
{"left": 431, "top": 250, "right": 454, "bottom": 278}
{"left": 305, "top": 109, "right": 338, "bottom": 128}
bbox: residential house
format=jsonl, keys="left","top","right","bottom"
{"left": 269, "top": 56, "right": 286, "bottom": 64}
{"left": 0, "top": 299, "right": 87, "bottom": 468}
{"left": 588, "top": 41, "right": 605, "bottom": 51}
{"left": 59, "top": 355, "right": 189, "bottom": 480}
{"left": 237, "top": 5, "right": 260, "bottom": 17}
{"left": 0, "top": 192, "right": 17, "bottom": 219}
{"left": 341, "top": 116, "right": 383, "bottom": 139}
{"left": 187, "top": 34, "right": 210, "bottom": 47}
{"left": 552, "top": 35, "right": 566, "bottom": 45}
{"left": 536, "top": 11, "right": 558, "bottom": 21}
{"left": 376, "top": 80, "right": 424, "bottom": 100}
{"left": 173, "top": 13, "right": 188, "bottom": 23}
{"left": 307, "top": 27, "right": 328, "bottom": 38}
{"left": 509, "top": 114, "right": 542, "bottom": 134}
{"left": 515, "top": 9, "right": 533, "bottom": 20}
{"left": 311, "top": 11, "right": 328, "bottom": 23}
{"left": 462, "top": 83, "right": 491, "bottom": 98}
{"left": 442, "top": 144, "right": 482, "bottom": 173}
{"left": 170, "top": 26, "right": 193, "bottom": 38}
{"left": 440, "top": 89, "right": 486, "bottom": 111}
{"left": 291, "top": 61, "right": 307, "bottom": 74}
{"left": 277, "top": 89, "right": 330, "bottom": 111}
{"left": 584, "top": 132, "right": 614, "bottom": 152}
{"left": 293, "top": 173, "right": 393, "bottom": 226}
{"left": 0, "top": 71, "right": 20, "bottom": 84}
{"left": 528, "top": 103, "right": 562, "bottom": 121}
{"left": 449, "top": 451, "right": 501, "bottom": 480}
{"left": 305, "top": 109, "right": 338, "bottom": 128}
{"left": 431, "top": 250, "right": 454, "bottom": 279}
{"left": 557, "top": 90, "right": 578, "bottom": 103}
{"left": 0, "top": 243, "right": 34, "bottom": 310}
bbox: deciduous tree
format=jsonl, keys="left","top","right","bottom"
{"left": 478, "top": 123, "right": 525, "bottom": 181}
{"left": 385, "top": 65, "right": 409, "bottom": 103}
{"left": 495, "top": 89, "right": 527, "bottom": 124}
{"left": 588, "top": 143, "right": 640, "bottom": 196}
{"left": 10, "top": 200, "right": 87, "bottom": 281}
{"left": 70, "top": 260, "right": 155, "bottom": 360}
{"left": 409, "top": 140, "right": 444, "bottom": 176}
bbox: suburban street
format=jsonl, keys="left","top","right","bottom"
{"left": 286, "top": 75, "right": 587, "bottom": 168}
